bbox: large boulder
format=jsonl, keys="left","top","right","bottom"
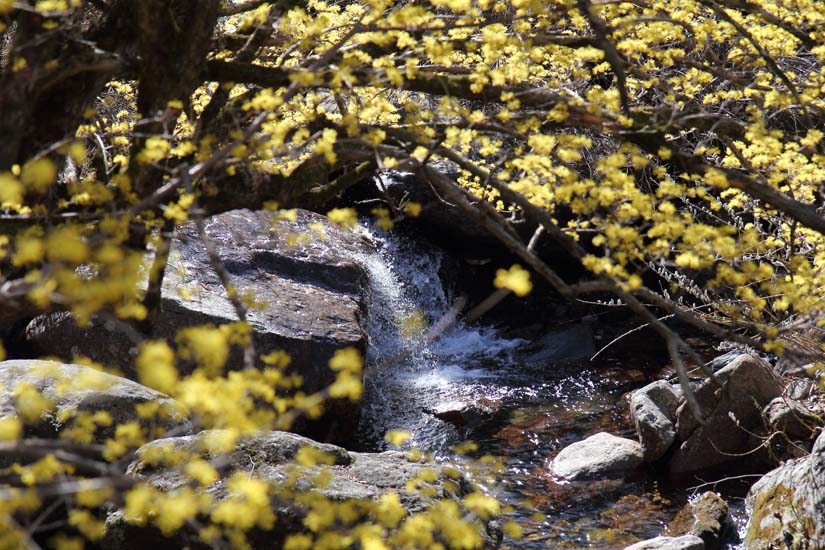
{"left": 103, "top": 430, "right": 493, "bottom": 550}
{"left": 551, "top": 432, "right": 644, "bottom": 481}
{"left": 624, "top": 535, "right": 705, "bottom": 550}
{"left": 630, "top": 380, "right": 682, "bottom": 462}
{"left": 669, "top": 354, "right": 781, "bottom": 474}
{"left": 26, "top": 209, "right": 374, "bottom": 442}
{"left": 0, "top": 359, "right": 189, "bottom": 442}
{"left": 744, "top": 430, "right": 825, "bottom": 549}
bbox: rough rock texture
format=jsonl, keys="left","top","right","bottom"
{"left": 624, "top": 535, "right": 705, "bottom": 550}
{"left": 130, "top": 431, "right": 470, "bottom": 510}
{"left": 745, "top": 430, "right": 825, "bottom": 549}
{"left": 763, "top": 397, "right": 821, "bottom": 441}
{"left": 0, "top": 359, "right": 189, "bottom": 441}
{"left": 551, "top": 432, "right": 644, "bottom": 480}
{"left": 670, "top": 354, "right": 781, "bottom": 474}
{"left": 26, "top": 209, "right": 374, "bottom": 442}
{"left": 668, "top": 492, "right": 731, "bottom": 550}
{"left": 104, "top": 430, "right": 492, "bottom": 550}
{"left": 630, "top": 380, "right": 682, "bottom": 462}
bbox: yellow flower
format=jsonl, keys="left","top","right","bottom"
{"left": 0, "top": 417, "right": 22, "bottom": 441}
{"left": 374, "top": 492, "right": 406, "bottom": 527}
{"left": 68, "top": 509, "right": 106, "bottom": 540}
{"left": 46, "top": 226, "right": 89, "bottom": 264}
{"left": 13, "top": 235, "right": 45, "bottom": 266}
{"left": 13, "top": 382, "right": 54, "bottom": 424}
{"left": 327, "top": 207, "right": 358, "bottom": 228}
{"left": 0, "top": 173, "right": 23, "bottom": 204}
{"left": 136, "top": 137, "right": 170, "bottom": 164}
{"left": 329, "top": 347, "right": 363, "bottom": 374}
{"left": 462, "top": 492, "right": 501, "bottom": 519}
{"left": 135, "top": 341, "right": 178, "bottom": 394}
{"left": 404, "top": 202, "right": 422, "bottom": 217}
{"left": 176, "top": 326, "right": 229, "bottom": 374}
{"left": 20, "top": 158, "right": 57, "bottom": 193}
{"left": 185, "top": 459, "right": 219, "bottom": 486}
{"left": 494, "top": 264, "right": 532, "bottom": 297}
{"left": 384, "top": 429, "right": 411, "bottom": 447}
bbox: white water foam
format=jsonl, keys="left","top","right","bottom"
{"left": 352, "top": 222, "right": 524, "bottom": 448}
{"left": 354, "top": 222, "right": 523, "bottom": 372}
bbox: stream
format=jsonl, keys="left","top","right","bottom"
{"left": 353, "top": 225, "right": 749, "bottom": 549}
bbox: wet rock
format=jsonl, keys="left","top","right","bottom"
{"left": 521, "top": 324, "right": 595, "bottom": 364}
{"left": 26, "top": 209, "right": 373, "bottom": 443}
{"left": 630, "top": 380, "right": 681, "bottom": 462}
{"left": 745, "top": 430, "right": 825, "bottom": 549}
{"left": 763, "top": 397, "right": 821, "bottom": 441}
{"left": 669, "top": 354, "right": 781, "bottom": 474}
{"left": 668, "top": 492, "right": 730, "bottom": 550}
{"left": 375, "top": 169, "right": 503, "bottom": 258}
{"left": 430, "top": 398, "right": 499, "bottom": 429}
{"left": 624, "top": 535, "right": 705, "bottom": 550}
{"left": 104, "top": 430, "right": 487, "bottom": 550}
{"left": 551, "top": 432, "right": 643, "bottom": 481}
{"left": 0, "top": 359, "right": 189, "bottom": 442}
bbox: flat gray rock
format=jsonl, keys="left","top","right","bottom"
{"left": 0, "top": 359, "right": 189, "bottom": 442}
{"left": 104, "top": 430, "right": 488, "bottom": 550}
{"left": 552, "top": 432, "right": 643, "bottom": 481}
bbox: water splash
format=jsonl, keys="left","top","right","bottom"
{"left": 355, "top": 223, "right": 523, "bottom": 370}
{"left": 352, "top": 223, "right": 524, "bottom": 449}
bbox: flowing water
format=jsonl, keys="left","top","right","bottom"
{"left": 354, "top": 224, "right": 748, "bottom": 549}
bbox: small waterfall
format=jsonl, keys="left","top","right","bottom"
{"left": 354, "top": 225, "right": 447, "bottom": 365}
{"left": 356, "top": 223, "right": 523, "bottom": 366}
{"left": 353, "top": 223, "right": 524, "bottom": 449}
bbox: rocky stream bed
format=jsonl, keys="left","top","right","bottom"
{"left": 5, "top": 208, "right": 825, "bottom": 549}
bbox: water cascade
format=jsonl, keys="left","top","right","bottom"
{"left": 354, "top": 223, "right": 524, "bottom": 450}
